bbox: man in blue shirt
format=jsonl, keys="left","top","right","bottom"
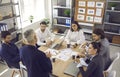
{"left": 20, "top": 29, "right": 52, "bottom": 77}
{"left": 0, "top": 31, "right": 20, "bottom": 68}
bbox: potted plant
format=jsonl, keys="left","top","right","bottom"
{"left": 109, "top": 3, "right": 117, "bottom": 10}
{"left": 64, "top": 9, "right": 70, "bottom": 17}
{"left": 29, "top": 15, "right": 34, "bottom": 23}
{"left": 43, "top": 18, "right": 50, "bottom": 24}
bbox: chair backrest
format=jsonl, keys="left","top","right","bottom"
{"left": 107, "top": 52, "right": 120, "bottom": 71}
{"left": 107, "top": 70, "right": 116, "bottom": 77}
{"left": 111, "top": 52, "right": 120, "bottom": 62}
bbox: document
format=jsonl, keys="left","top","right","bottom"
{"left": 96, "top": 8, "right": 102, "bottom": 16}
{"left": 45, "top": 48, "right": 59, "bottom": 56}
{"left": 76, "top": 58, "right": 88, "bottom": 68}
{"left": 87, "top": 1, "right": 95, "bottom": 7}
{"left": 56, "top": 48, "right": 74, "bottom": 61}
{"left": 77, "top": 15, "right": 85, "bottom": 21}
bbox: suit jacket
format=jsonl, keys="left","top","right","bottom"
{"left": 20, "top": 45, "right": 52, "bottom": 77}
{"left": 99, "top": 38, "right": 111, "bottom": 70}
{"left": 79, "top": 54, "right": 104, "bottom": 77}
{"left": 0, "top": 43, "right": 20, "bottom": 69}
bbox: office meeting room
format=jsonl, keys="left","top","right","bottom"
{"left": 0, "top": 0, "right": 120, "bottom": 77}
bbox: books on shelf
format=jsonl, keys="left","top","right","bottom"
{"left": 53, "top": 9, "right": 58, "bottom": 17}
{"left": 65, "top": 19, "right": 71, "bottom": 26}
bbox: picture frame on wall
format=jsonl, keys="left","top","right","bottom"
{"left": 87, "top": 1, "right": 95, "bottom": 7}
{"left": 86, "top": 16, "right": 94, "bottom": 22}
{"left": 94, "top": 17, "right": 102, "bottom": 23}
{"left": 96, "top": 2, "right": 104, "bottom": 8}
{"left": 96, "top": 8, "right": 102, "bottom": 16}
{"left": 87, "top": 9, "right": 95, "bottom": 15}
{"left": 77, "top": 14, "right": 85, "bottom": 21}
{"left": 74, "top": 0, "right": 105, "bottom": 24}
{"left": 78, "top": 8, "right": 86, "bottom": 14}
{"left": 78, "top": 1, "right": 86, "bottom": 7}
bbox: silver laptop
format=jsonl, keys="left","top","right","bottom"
{"left": 50, "top": 36, "right": 64, "bottom": 49}
{"left": 64, "top": 62, "right": 79, "bottom": 77}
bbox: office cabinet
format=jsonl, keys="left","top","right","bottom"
{"left": 103, "top": 0, "right": 120, "bottom": 45}
{"left": 51, "top": 0, "right": 74, "bottom": 35}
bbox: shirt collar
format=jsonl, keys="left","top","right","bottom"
{"left": 90, "top": 54, "right": 97, "bottom": 60}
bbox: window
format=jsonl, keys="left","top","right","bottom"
{"left": 17, "top": 0, "right": 45, "bottom": 28}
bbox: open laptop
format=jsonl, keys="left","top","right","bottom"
{"left": 50, "top": 36, "right": 65, "bottom": 49}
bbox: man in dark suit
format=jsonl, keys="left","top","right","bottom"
{"left": 79, "top": 42, "right": 104, "bottom": 77}
{"left": 20, "top": 29, "right": 52, "bottom": 77}
{"left": 0, "top": 31, "right": 20, "bottom": 68}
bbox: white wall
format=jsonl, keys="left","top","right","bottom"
{"left": 22, "top": 0, "right": 52, "bottom": 32}
{"left": 44, "top": 0, "right": 52, "bottom": 29}
{"left": 44, "top": 0, "right": 52, "bottom": 19}
{"left": 22, "top": 21, "right": 40, "bottom": 33}
{"left": 0, "top": 0, "right": 52, "bottom": 32}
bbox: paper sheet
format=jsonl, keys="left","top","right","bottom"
{"left": 76, "top": 58, "right": 88, "bottom": 68}
{"left": 56, "top": 48, "right": 74, "bottom": 61}
{"left": 45, "top": 48, "right": 59, "bottom": 56}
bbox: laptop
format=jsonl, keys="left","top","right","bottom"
{"left": 64, "top": 62, "right": 79, "bottom": 77}
{"left": 50, "top": 36, "right": 64, "bottom": 49}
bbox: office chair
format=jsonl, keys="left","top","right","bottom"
{"left": 3, "top": 61, "right": 22, "bottom": 77}
{"left": 106, "top": 52, "right": 120, "bottom": 71}
{"left": 19, "top": 62, "right": 27, "bottom": 77}
{"left": 107, "top": 70, "right": 116, "bottom": 77}
{"left": 104, "top": 70, "right": 116, "bottom": 77}
{"left": 19, "top": 61, "right": 58, "bottom": 77}
{"left": 104, "top": 52, "right": 119, "bottom": 77}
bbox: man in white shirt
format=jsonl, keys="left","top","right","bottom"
{"left": 36, "top": 21, "right": 54, "bottom": 46}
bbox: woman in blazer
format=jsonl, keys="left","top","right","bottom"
{"left": 79, "top": 42, "right": 104, "bottom": 77}
{"left": 92, "top": 28, "right": 111, "bottom": 70}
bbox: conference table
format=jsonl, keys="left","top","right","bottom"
{"left": 38, "top": 37, "right": 85, "bottom": 77}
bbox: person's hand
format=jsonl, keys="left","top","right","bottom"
{"left": 71, "top": 43, "right": 77, "bottom": 48}
{"left": 46, "top": 41, "right": 52, "bottom": 46}
{"left": 78, "top": 52, "right": 86, "bottom": 58}
{"left": 79, "top": 46, "right": 86, "bottom": 53}
{"left": 45, "top": 51, "right": 52, "bottom": 58}
{"left": 75, "top": 58, "right": 80, "bottom": 63}
{"left": 79, "top": 42, "right": 88, "bottom": 49}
